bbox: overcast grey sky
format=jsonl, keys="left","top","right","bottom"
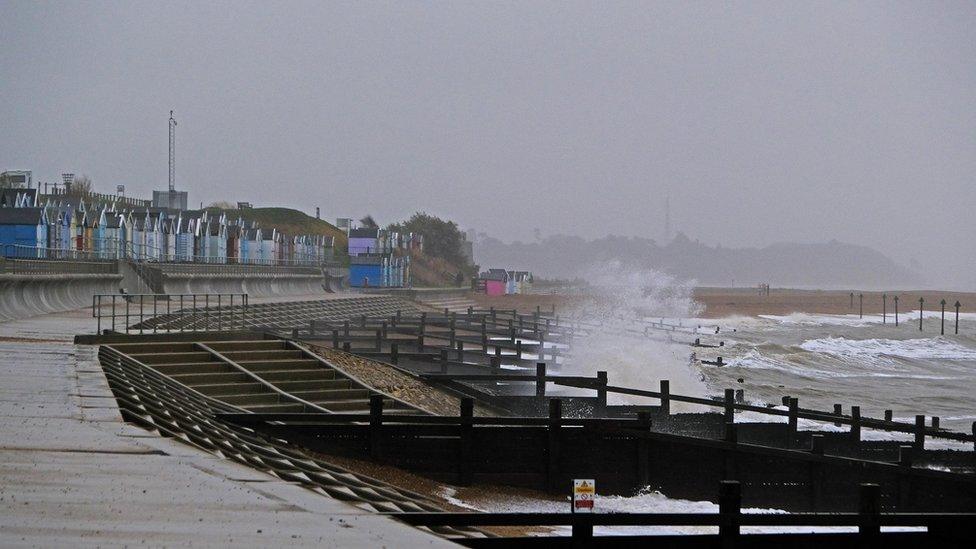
{"left": 2, "top": 1, "right": 974, "bottom": 288}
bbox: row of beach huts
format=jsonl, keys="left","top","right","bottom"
{"left": 477, "top": 268, "right": 534, "bottom": 295}
{"left": 0, "top": 189, "right": 333, "bottom": 265}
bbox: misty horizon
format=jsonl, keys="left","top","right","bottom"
{"left": 2, "top": 1, "right": 974, "bottom": 289}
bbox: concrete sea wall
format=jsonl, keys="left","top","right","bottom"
{"left": 0, "top": 274, "right": 123, "bottom": 322}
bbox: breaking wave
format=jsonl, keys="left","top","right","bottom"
{"left": 798, "top": 337, "right": 976, "bottom": 361}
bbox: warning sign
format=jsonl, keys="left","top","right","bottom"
{"left": 573, "top": 479, "right": 595, "bottom": 513}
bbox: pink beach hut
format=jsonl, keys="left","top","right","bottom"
{"left": 483, "top": 269, "right": 509, "bottom": 296}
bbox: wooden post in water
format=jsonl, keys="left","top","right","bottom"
{"left": 882, "top": 294, "right": 887, "bottom": 324}
{"left": 955, "top": 301, "right": 961, "bottom": 335}
{"left": 884, "top": 409, "right": 893, "bottom": 422}
{"left": 859, "top": 293, "right": 863, "bottom": 319}
{"left": 834, "top": 403, "right": 843, "bottom": 427}
{"left": 940, "top": 299, "right": 946, "bottom": 335}
{"left": 456, "top": 341, "right": 464, "bottom": 363}
{"left": 490, "top": 356, "right": 500, "bottom": 388}
{"left": 918, "top": 297, "right": 924, "bottom": 331}
{"left": 894, "top": 295, "right": 899, "bottom": 326}
{"left": 375, "top": 329, "right": 382, "bottom": 352}
{"left": 931, "top": 416, "right": 940, "bottom": 430}
{"left": 535, "top": 363, "right": 546, "bottom": 397}
{"left": 332, "top": 329, "right": 339, "bottom": 349}
{"left": 440, "top": 349, "right": 449, "bottom": 374}
{"left": 390, "top": 343, "right": 399, "bottom": 365}
{"left": 342, "top": 341, "right": 351, "bottom": 353}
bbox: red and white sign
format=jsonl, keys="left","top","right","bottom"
{"left": 573, "top": 479, "right": 595, "bottom": 513}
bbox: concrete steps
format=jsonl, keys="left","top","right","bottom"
{"left": 107, "top": 338, "right": 424, "bottom": 416}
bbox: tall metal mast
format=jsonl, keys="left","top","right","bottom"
{"left": 168, "top": 110, "right": 177, "bottom": 192}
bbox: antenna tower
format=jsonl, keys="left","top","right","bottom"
{"left": 168, "top": 110, "right": 177, "bottom": 192}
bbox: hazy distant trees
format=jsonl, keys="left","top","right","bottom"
{"left": 66, "top": 175, "right": 93, "bottom": 200}
{"left": 207, "top": 200, "right": 235, "bottom": 209}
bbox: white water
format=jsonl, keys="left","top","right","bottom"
{"left": 798, "top": 336, "right": 976, "bottom": 361}
{"left": 560, "top": 263, "right": 708, "bottom": 404}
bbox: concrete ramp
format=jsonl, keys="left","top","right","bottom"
{"left": 0, "top": 274, "right": 122, "bottom": 322}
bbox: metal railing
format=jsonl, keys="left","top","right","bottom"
{"left": 2, "top": 240, "right": 341, "bottom": 268}
{"left": 92, "top": 293, "right": 248, "bottom": 334}
{"left": 1, "top": 257, "right": 119, "bottom": 275}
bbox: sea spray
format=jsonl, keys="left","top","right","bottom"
{"left": 560, "top": 262, "right": 708, "bottom": 404}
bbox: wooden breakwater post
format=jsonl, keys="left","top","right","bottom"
{"left": 343, "top": 341, "right": 351, "bottom": 353}
{"left": 723, "top": 422, "right": 738, "bottom": 481}
{"left": 596, "top": 371, "right": 608, "bottom": 414}
{"left": 375, "top": 329, "right": 382, "bottom": 352}
{"left": 458, "top": 398, "right": 474, "bottom": 486}
{"left": 390, "top": 342, "right": 399, "bottom": 365}
{"left": 724, "top": 389, "right": 735, "bottom": 424}
{"left": 490, "top": 356, "right": 500, "bottom": 388}
{"left": 787, "top": 397, "right": 799, "bottom": 448}
{"left": 915, "top": 415, "right": 926, "bottom": 450}
{"left": 955, "top": 301, "right": 961, "bottom": 335}
{"left": 332, "top": 329, "right": 340, "bottom": 349}
{"left": 536, "top": 363, "right": 547, "bottom": 397}
{"left": 456, "top": 341, "right": 464, "bottom": 363}
{"left": 546, "top": 399, "right": 562, "bottom": 494}
{"left": 918, "top": 297, "right": 924, "bottom": 331}
{"left": 833, "top": 404, "right": 843, "bottom": 427}
{"left": 850, "top": 406, "right": 861, "bottom": 444}
{"left": 440, "top": 349, "right": 449, "bottom": 374}
{"left": 894, "top": 295, "right": 899, "bottom": 326}
{"left": 369, "top": 395, "right": 384, "bottom": 460}
{"left": 941, "top": 299, "right": 947, "bottom": 335}
{"left": 719, "top": 480, "right": 741, "bottom": 548}
{"left": 636, "top": 411, "right": 652, "bottom": 487}
{"left": 810, "top": 434, "right": 825, "bottom": 509}
{"left": 659, "top": 380, "right": 671, "bottom": 420}
{"left": 858, "top": 483, "right": 881, "bottom": 541}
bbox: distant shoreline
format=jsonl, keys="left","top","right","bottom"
{"left": 693, "top": 288, "right": 976, "bottom": 318}
{"left": 467, "top": 287, "right": 976, "bottom": 319}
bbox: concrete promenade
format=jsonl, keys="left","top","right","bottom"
{"left": 0, "top": 307, "right": 456, "bottom": 547}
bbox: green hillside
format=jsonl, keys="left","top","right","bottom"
{"left": 207, "top": 207, "right": 348, "bottom": 251}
